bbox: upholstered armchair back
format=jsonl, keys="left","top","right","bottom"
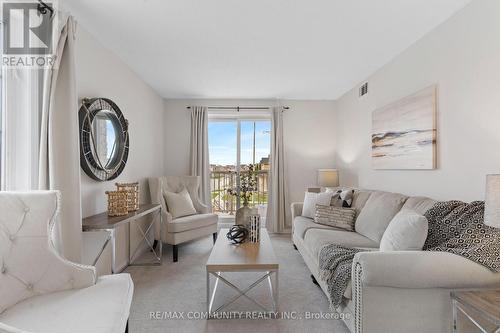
{"left": 0, "top": 191, "right": 95, "bottom": 314}
{"left": 161, "top": 176, "right": 202, "bottom": 210}
{"left": 154, "top": 176, "right": 207, "bottom": 214}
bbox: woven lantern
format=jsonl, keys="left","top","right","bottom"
{"left": 106, "top": 190, "right": 129, "bottom": 216}
{"left": 116, "top": 182, "right": 139, "bottom": 212}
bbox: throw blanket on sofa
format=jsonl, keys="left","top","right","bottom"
{"left": 318, "top": 245, "right": 364, "bottom": 308}
{"left": 319, "top": 200, "right": 500, "bottom": 309}
{"left": 423, "top": 200, "right": 500, "bottom": 272}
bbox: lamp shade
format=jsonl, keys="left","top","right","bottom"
{"left": 317, "top": 169, "right": 339, "bottom": 188}
{"left": 484, "top": 174, "right": 500, "bottom": 228}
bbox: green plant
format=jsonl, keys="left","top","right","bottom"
{"left": 227, "top": 164, "right": 258, "bottom": 207}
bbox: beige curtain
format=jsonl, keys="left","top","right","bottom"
{"left": 266, "top": 106, "right": 288, "bottom": 233}
{"left": 189, "top": 106, "right": 211, "bottom": 208}
{"left": 38, "top": 16, "right": 82, "bottom": 263}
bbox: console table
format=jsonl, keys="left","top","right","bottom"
{"left": 83, "top": 204, "right": 163, "bottom": 273}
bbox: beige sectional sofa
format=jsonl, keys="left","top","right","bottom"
{"left": 291, "top": 188, "right": 500, "bottom": 333}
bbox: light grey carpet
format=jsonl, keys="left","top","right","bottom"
{"left": 125, "top": 234, "right": 350, "bottom": 333}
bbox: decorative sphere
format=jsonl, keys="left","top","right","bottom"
{"left": 226, "top": 225, "right": 249, "bottom": 244}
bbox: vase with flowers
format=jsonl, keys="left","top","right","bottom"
{"left": 227, "top": 164, "right": 259, "bottom": 226}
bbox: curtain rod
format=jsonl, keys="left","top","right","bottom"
{"left": 186, "top": 106, "right": 290, "bottom": 111}
{"left": 37, "top": 0, "right": 54, "bottom": 17}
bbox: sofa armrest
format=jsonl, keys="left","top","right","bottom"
{"left": 291, "top": 202, "right": 304, "bottom": 221}
{"left": 353, "top": 251, "right": 500, "bottom": 289}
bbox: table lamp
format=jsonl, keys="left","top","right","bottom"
{"left": 316, "top": 169, "right": 339, "bottom": 191}
{"left": 485, "top": 174, "right": 500, "bottom": 228}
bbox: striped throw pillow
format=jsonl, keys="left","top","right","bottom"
{"left": 314, "top": 204, "right": 356, "bottom": 231}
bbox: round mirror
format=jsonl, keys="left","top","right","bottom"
{"left": 79, "top": 98, "right": 129, "bottom": 181}
{"left": 92, "top": 110, "right": 121, "bottom": 168}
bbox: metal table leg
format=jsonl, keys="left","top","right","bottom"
{"left": 129, "top": 208, "right": 163, "bottom": 266}
{"left": 274, "top": 269, "right": 279, "bottom": 312}
{"left": 206, "top": 270, "right": 210, "bottom": 315}
{"left": 207, "top": 270, "right": 279, "bottom": 317}
{"left": 453, "top": 299, "right": 458, "bottom": 333}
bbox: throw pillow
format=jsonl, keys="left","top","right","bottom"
{"left": 328, "top": 189, "right": 355, "bottom": 208}
{"left": 163, "top": 187, "right": 197, "bottom": 219}
{"left": 314, "top": 204, "right": 356, "bottom": 231}
{"left": 302, "top": 191, "right": 334, "bottom": 219}
{"left": 380, "top": 210, "right": 429, "bottom": 251}
{"left": 355, "top": 191, "right": 408, "bottom": 243}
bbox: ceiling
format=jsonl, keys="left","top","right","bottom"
{"left": 64, "top": 0, "right": 472, "bottom": 100}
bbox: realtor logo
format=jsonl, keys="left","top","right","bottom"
{"left": 2, "top": 0, "right": 57, "bottom": 67}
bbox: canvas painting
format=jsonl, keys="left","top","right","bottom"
{"left": 372, "top": 86, "right": 437, "bottom": 169}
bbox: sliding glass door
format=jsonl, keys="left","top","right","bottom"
{"left": 208, "top": 117, "right": 271, "bottom": 216}
{"left": 208, "top": 120, "right": 238, "bottom": 214}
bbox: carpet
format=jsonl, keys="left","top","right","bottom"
{"left": 125, "top": 233, "right": 350, "bottom": 333}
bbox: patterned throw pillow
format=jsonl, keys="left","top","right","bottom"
{"left": 314, "top": 204, "right": 356, "bottom": 231}
{"left": 329, "top": 189, "right": 355, "bottom": 208}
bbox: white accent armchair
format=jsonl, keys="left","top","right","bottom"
{"left": 0, "top": 191, "right": 133, "bottom": 333}
{"left": 149, "top": 176, "right": 218, "bottom": 262}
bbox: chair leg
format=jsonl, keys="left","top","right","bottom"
{"left": 125, "top": 320, "right": 129, "bottom": 333}
{"left": 213, "top": 232, "right": 218, "bottom": 244}
{"left": 293, "top": 244, "right": 298, "bottom": 250}
{"left": 173, "top": 244, "right": 178, "bottom": 262}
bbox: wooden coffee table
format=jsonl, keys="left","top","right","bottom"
{"left": 206, "top": 228, "right": 279, "bottom": 317}
{"left": 451, "top": 290, "right": 500, "bottom": 332}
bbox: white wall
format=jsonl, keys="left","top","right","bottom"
{"left": 335, "top": 0, "right": 500, "bottom": 202}
{"left": 282, "top": 101, "right": 337, "bottom": 204}
{"left": 163, "top": 99, "right": 336, "bottom": 225}
{"left": 76, "top": 27, "right": 165, "bottom": 269}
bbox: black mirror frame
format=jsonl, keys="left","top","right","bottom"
{"left": 78, "top": 98, "right": 129, "bottom": 181}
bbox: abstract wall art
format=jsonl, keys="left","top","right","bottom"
{"left": 372, "top": 86, "right": 437, "bottom": 169}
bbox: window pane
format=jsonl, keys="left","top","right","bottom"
{"left": 208, "top": 121, "right": 237, "bottom": 215}
{"left": 240, "top": 120, "right": 271, "bottom": 215}
{"left": 240, "top": 120, "right": 271, "bottom": 166}
{"left": 208, "top": 121, "right": 237, "bottom": 167}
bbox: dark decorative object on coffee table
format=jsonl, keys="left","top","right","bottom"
{"left": 226, "top": 225, "right": 249, "bottom": 244}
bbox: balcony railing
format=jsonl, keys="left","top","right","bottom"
{"left": 210, "top": 170, "right": 269, "bottom": 215}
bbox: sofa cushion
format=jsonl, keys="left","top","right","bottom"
{"left": 351, "top": 190, "right": 373, "bottom": 215}
{"left": 0, "top": 274, "right": 133, "bottom": 333}
{"left": 293, "top": 216, "right": 342, "bottom": 239}
{"left": 380, "top": 210, "right": 429, "bottom": 251}
{"left": 304, "top": 229, "right": 378, "bottom": 264}
{"left": 302, "top": 191, "right": 334, "bottom": 218}
{"left": 402, "top": 196, "right": 437, "bottom": 215}
{"left": 167, "top": 213, "right": 218, "bottom": 233}
{"left": 355, "top": 191, "right": 408, "bottom": 243}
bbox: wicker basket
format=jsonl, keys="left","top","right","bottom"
{"left": 116, "top": 182, "right": 139, "bottom": 212}
{"left": 106, "top": 190, "right": 129, "bottom": 216}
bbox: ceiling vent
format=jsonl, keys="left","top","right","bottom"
{"left": 359, "top": 82, "right": 368, "bottom": 98}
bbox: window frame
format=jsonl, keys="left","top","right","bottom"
{"left": 208, "top": 112, "right": 271, "bottom": 211}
